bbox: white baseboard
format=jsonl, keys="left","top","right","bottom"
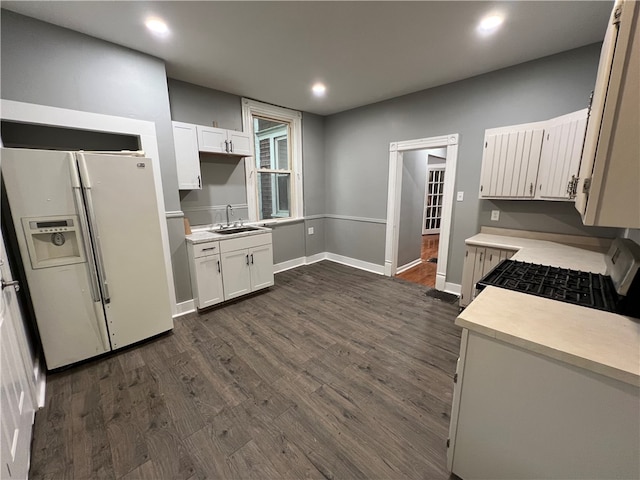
{"left": 324, "top": 253, "right": 385, "bottom": 275}
{"left": 396, "top": 258, "right": 422, "bottom": 274}
{"left": 174, "top": 299, "right": 195, "bottom": 318}
{"left": 305, "top": 252, "right": 328, "bottom": 264}
{"left": 274, "top": 257, "right": 307, "bottom": 273}
{"left": 444, "top": 282, "right": 461, "bottom": 296}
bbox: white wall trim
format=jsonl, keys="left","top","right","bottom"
{"left": 385, "top": 133, "right": 459, "bottom": 293}
{"left": 396, "top": 258, "right": 422, "bottom": 274}
{"left": 1, "top": 99, "right": 178, "bottom": 315}
{"left": 174, "top": 299, "right": 195, "bottom": 318}
{"left": 274, "top": 257, "right": 306, "bottom": 273}
{"left": 305, "top": 252, "right": 328, "bottom": 264}
{"left": 444, "top": 282, "right": 462, "bottom": 296}
{"left": 165, "top": 211, "right": 185, "bottom": 219}
{"left": 324, "top": 214, "right": 387, "bottom": 224}
{"left": 325, "top": 253, "right": 385, "bottom": 275}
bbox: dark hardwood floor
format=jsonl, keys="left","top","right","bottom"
{"left": 30, "top": 261, "right": 462, "bottom": 480}
{"left": 396, "top": 234, "right": 440, "bottom": 287}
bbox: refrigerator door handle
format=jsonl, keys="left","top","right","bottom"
{"left": 77, "top": 156, "right": 111, "bottom": 304}
{"left": 69, "top": 158, "right": 102, "bottom": 303}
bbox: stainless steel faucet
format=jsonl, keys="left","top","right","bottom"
{"left": 226, "top": 204, "right": 233, "bottom": 227}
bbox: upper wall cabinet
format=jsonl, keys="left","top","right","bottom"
{"left": 197, "top": 126, "right": 252, "bottom": 156}
{"left": 574, "top": 0, "right": 639, "bottom": 228}
{"left": 173, "top": 121, "right": 202, "bottom": 190}
{"left": 537, "top": 109, "right": 588, "bottom": 200}
{"left": 478, "top": 108, "right": 588, "bottom": 202}
{"left": 479, "top": 122, "right": 545, "bottom": 199}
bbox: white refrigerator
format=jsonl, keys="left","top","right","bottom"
{"left": 2, "top": 148, "right": 174, "bottom": 369}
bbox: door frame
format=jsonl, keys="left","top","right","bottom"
{"left": 385, "top": 134, "right": 458, "bottom": 292}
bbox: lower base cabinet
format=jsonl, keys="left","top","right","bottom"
{"left": 460, "top": 245, "right": 515, "bottom": 307}
{"left": 447, "top": 329, "right": 640, "bottom": 479}
{"left": 188, "top": 232, "right": 274, "bottom": 309}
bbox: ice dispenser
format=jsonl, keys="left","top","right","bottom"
{"left": 21, "top": 216, "right": 86, "bottom": 269}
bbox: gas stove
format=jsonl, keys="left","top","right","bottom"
{"left": 476, "top": 238, "right": 640, "bottom": 318}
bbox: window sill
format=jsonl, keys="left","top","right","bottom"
{"left": 253, "top": 217, "right": 305, "bottom": 227}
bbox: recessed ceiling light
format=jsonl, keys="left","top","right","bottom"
{"left": 145, "top": 17, "right": 170, "bottom": 37}
{"left": 312, "top": 83, "right": 327, "bottom": 97}
{"left": 477, "top": 14, "right": 504, "bottom": 35}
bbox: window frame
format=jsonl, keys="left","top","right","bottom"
{"left": 242, "top": 98, "right": 303, "bottom": 223}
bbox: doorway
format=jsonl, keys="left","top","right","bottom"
{"left": 384, "top": 134, "right": 458, "bottom": 293}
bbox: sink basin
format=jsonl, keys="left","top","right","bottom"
{"left": 213, "top": 226, "right": 262, "bottom": 235}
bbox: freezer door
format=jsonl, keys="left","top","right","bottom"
{"left": 1, "top": 148, "right": 110, "bottom": 369}
{"left": 76, "top": 153, "right": 173, "bottom": 349}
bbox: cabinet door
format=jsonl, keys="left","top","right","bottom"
{"left": 460, "top": 247, "right": 477, "bottom": 308}
{"left": 249, "top": 243, "right": 274, "bottom": 291}
{"left": 173, "top": 122, "right": 202, "bottom": 190}
{"left": 221, "top": 249, "right": 251, "bottom": 300}
{"left": 537, "top": 110, "right": 588, "bottom": 200}
{"left": 479, "top": 126, "right": 544, "bottom": 199}
{"left": 227, "top": 131, "right": 252, "bottom": 156}
{"left": 499, "top": 249, "right": 516, "bottom": 261}
{"left": 194, "top": 254, "right": 224, "bottom": 309}
{"left": 482, "top": 248, "right": 502, "bottom": 276}
{"left": 197, "top": 126, "right": 227, "bottom": 154}
{"left": 471, "top": 248, "right": 486, "bottom": 301}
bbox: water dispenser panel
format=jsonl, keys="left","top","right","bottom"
{"left": 21, "top": 215, "right": 86, "bottom": 269}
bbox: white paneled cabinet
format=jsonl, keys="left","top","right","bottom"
{"left": 172, "top": 121, "right": 202, "bottom": 190}
{"left": 187, "top": 241, "right": 224, "bottom": 309}
{"left": 537, "top": 109, "right": 588, "bottom": 200}
{"left": 479, "top": 109, "right": 588, "bottom": 202}
{"left": 479, "top": 124, "right": 544, "bottom": 199}
{"left": 460, "top": 245, "right": 515, "bottom": 308}
{"left": 197, "top": 126, "right": 252, "bottom": 156}
{"left": 188, "top": 232, "right": 273, "bottom": 309}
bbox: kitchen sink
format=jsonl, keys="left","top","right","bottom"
{"left": 214, "top": 226, "right": 263, "bottom": 235}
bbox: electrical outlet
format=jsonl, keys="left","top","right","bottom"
{"left": 491, "top": 210, "right": 500, "bottom": 221}
{"left": 456, "top": 191, "right": 464, "bottom": 201}
{"left": 308, "top": 227, "right": 314, "bottom": 235}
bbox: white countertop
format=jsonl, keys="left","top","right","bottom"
{"left": 186, "top": 225, "right": 272, "bottom": 244}
{"left": 459, "top": 233, "right": 639, "bottom": 386}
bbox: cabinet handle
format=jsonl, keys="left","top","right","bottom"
{"left": 217, "top": 260, "right": 221, "bottom": 273}
{"left": 489, "top": 254, "right": 493, "bottom": 261}
{"left": 246, "top": 254, "right": 249, "bottom": 265}
{"left": 202, "top": 247, "right": 216, "bottom": 251}
{"left": 529, "top": 183, "right": 533, "bottom": 195}
{"left": 251, "top": 254, "right": 254, "bottom": 264}
{"left": 224, "top": 140, "right": 229, "bottom": 152}
{"left": 465, "top": 250, "right": 468, "bottom": 257}
{"left": 198, "top": 175, "right": 201, "bottom": 188}
{"left": 229, "top": 140, "right": 233, "bottom": 153}
{"left": 480, "top": 185, "right": 483, "bottom": 193}
{"left": 479, "top": 253, "right": 483, "bottom": 262}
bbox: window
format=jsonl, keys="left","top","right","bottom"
{"left": 242, "top": 99, "right": 302, "bottom": 222}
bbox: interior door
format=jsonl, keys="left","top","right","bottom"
{"left": 423, "top": 166, "right": 445, "bottom": 235}
{"left": 77, "top": 153, "right": 174, "bottom": 350}
{"left": 1, "top": 229, "right": 35, "bottom": 480}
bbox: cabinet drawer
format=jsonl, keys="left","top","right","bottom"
{"left": 220, "top": 233, "right": 272, "bottom": 253}
{"left": 193, "top": 242, "right": 220, "bottom": 258}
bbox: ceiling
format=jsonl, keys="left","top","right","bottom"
{"left": 2, "top": 1, "right": 613, "bottom": 116}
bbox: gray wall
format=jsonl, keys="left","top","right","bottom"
{"left": 0, "top": 11, "right": 192, "bottom": 303}
{"left": 398, "top": 149, "right": 428, "bottom": 267}
{"left": 324, "top": 43, "right": 619, "bottom": 285}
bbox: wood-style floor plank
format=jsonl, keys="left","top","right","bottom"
{"left": 29, "top": 261, "right": 461, "bottom": 479}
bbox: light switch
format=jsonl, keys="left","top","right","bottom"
{"left": 456, "top": 191, "right": 464, "bottom": 201}
{"left": 308, "top": 227, "right": 314, "bottom": 235}
{"left": 491, "top": 210, "right": 500, "bottom": 221}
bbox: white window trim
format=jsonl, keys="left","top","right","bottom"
{"left": 241, "top": 98, "right": 303, "bottom": 222}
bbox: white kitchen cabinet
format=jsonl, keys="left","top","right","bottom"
{"left": 537, "top": 109, "right": 588, "bottom": 200}
{"left": 220, "top": 232, "right": 274, "bottom": 301}
{"left": 448, "top": 329, "right": 640, "bottom": 479}
{"left": 197, "top": 125, "right": 252, "bottom": 156}
{"left": 172, "top": 121, "right": 202, "bottom": 190}
{"left": 187, "top": 241, "right": 224, "bottom": 309}
{"left": 479, "top": 123, "right": 544, "bottom": 199}
{"left": 575, "top": 0, "right": 639, "bottom": 228}
{"left": 460, "top": 245, "right": 515, "bottom": 308}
